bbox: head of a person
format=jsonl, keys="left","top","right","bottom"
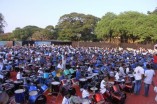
{"left": 146, "top": 64, "right": 151, "bottom": 69}
{"left": 104, "top": 76, "right": 108, "bottom": 82}
{"left": 83, "top": 85, "right": 88, "bottom": 90}
{"left": 64, "top": 91, "right": 71, "bottom": 99}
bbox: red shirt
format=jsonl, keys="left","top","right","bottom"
{"left": 154, "top": 55, "right": 157, "bottom": 64}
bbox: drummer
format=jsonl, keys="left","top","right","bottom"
{"left": 82, "top": 85, "right": 90, "bottom": 99}
{"left": 62, "top": 91, "right": 71, "bottom": 104}
{"left": 16, "top": 70, "right": 23, "bottom": 81}
{"left": 87, "top": 64, "right": 93, "bottom": 74}
{"left": 100, "top": 76, "right": 108, "bottom": 94}
{"left": 75, "top": 66, "right": 82, "bottom": 80}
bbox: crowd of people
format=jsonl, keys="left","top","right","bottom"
{"left": 0, "top": 45, "right": 156, "bottom": 104}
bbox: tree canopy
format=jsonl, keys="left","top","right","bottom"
{"left": 0, "top": 13, "right": 6, "bottom": 34}
{"left": 56, "top": 12, "right": 100, "bottom": 41}
{"left": 1, "top": 8, "right": 157, "bottom": 44}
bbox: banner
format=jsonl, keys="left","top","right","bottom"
{"left": 35, "top": 41, "right": 51, "bottom": 46}
{"left": 14, "top": 41, "right": 22, "bottom": 46}
{"left": 0, "top": 41, "right": 13, "bottom": 47}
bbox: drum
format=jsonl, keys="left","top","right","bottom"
{"left": 93, "top": 69, "right": 99, "bottom": 73}
{"left": 0, "top": 91, "right": 9, "bottom": 104}
{"left": 4, "top": 83, "right": 15, "bottom": 97}
{"left": 93, "top": 93, "right": 105, "bottom": 103}
{"left": 56, "top": 69, "right": 63, "bottom": 77}
{"left": 82, "top": 99, "right": 91, "bottom": 104}
{"left": 29, "top": 91, "right": 38, "bottom": 104}
{"left": 29, "top": 85, "right": 37, "bottom": 92}
{"left": 14, "top": 89, "right": 25, "bottom": 103}
{"left": 63, "top": 69, "right": 70, "bottom": 76}
{"left": 37, "top": 75, "right": 43, "bottom": 84}
{"left": 69, "top": 68, "right": 75, "bottom": 74}
{"left": 115, "top": 78, "right": 125, "bottom": 84}
{"left": 79, "top": 78, "right": 87, "bottom": 88}
{"left": 40, "top": 84, "right": 48, "bottom": 93}
{"left": 59, "top": 75, "right": 64, "bottom": 81}
{"left": 92, "top": 73, "right": 99, "bottom": 77}
{"left": 51, "top": 71, "right": 56, "bottom": 77}
{"left": 5, "top": 79, "right": 13, "bottom": 83}
{"left": 51, "top": 81, "right": 61, "bottom": 93}
{"left": 43, "top": 72, "right": 49, "bottom": 79}
{"left": 14, "top": 80, "right": 23, "bottom": 90}
{"left": 86, "top": 76, "right": 93, "bottom": 83}
{"left": 103, "top": 90, "right": 111, "bottom": 100}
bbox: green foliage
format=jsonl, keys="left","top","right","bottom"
{"left": 31, "top": 25, "right": 56, "bottom": 40}
{"left": 12, "top": 26, "right": 41, "bottom": 40}
{"left": 95, "top": 11, "right": 157, "bottom": 43}
{"left": 95, "top": 12, "right": 117, "bottom": 41}
{"left": 4, "top": 7, "right": 157, "bottom": 43}
{"left": 56, "top": 12, "right": 100, "bottom": 41}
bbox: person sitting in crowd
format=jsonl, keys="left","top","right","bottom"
{"left": 62, "top": 91, "right": 71, "bottom": 104}
{"left": 75, "top": 66, "right": 81, "bottom": 80}
{"left": 87, "top": 64, "right": 93, "bottom": 74}
{"left": 82, "top": 85, "right": 90, "bottom": 99}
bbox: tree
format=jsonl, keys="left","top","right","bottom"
{"left": 0, "top": 13, "right": 6, "bottom": 34}
{"left": 111, "top": 11, "right": 146, "bottom": 43}
{"left": 0, "top": 33, "right": 13, "bottom": 41}
{"left": 56, "top": 12, "right": 100, "bottom": 41}
{"left": 12, "top": 25, "right": 41, "bottom": 40}
{"left": 95, "top": 12, "right": 117, "bottom": 42}
{"left": 31, "top": 25, "right": 56, "bottom": 40}
{"left": 147, "top": 7, "right": 157, "bottom": 15}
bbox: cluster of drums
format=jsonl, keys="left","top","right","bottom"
{"left": 78, "top": 73, "right": 134, "bottom": 104}
{"left": 1, "top": 78, "right": 48, "bottom": 104}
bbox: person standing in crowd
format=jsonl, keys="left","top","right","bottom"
{"left": 100, "top": 76, "right": 108, "bottom": 94}
{"left": 119, "top": 64, "right": 126, "bottom": 77}
{"left": 75, "top": 66, "right": 81, "bottom": 80}
{"left": 143, "top": 64, "right": 155, "bottom": 97}
{"left": 133, "top": 63, "right": 144, "bottom": 95}
{"left": 0, "top": 58, "right": 4, "bottom": 71}
{"left": 153, "top": 53, "right": 157, "bottom": 70}
{"left": 82, "top": 85, "right": 90, "bottom": 100}
{"left": 16, "top": 70, "right": 23, "bottom": 80}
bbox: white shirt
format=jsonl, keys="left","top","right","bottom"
{"left": 144, "top": 69, "right": 155, "bottom": 84}
{"left": 100, "top": 79, "right": 106, "bottom": 94}
{"left": 82, "top": 89, "right": 90, "bottom": 98}
{"left": 57, "top": 63, "right": 63, "bottom": 69}
{"left": 100, "top": 79, "right": 106, "bottom": 89}
{"left": 0, "top": 74, "right": 4, "bottom": 79}
{"left": 126, "top": 67, "right": 130, "bottom": 74}
{"left": 0, "top": 64, "right": 3, "bottom": 70}
{"left": 115, "top": 72, "right": 120, "bottom": 80}
{"left": 87, "top": 66, "right": 93, "bottom": 73}
{"left": 16, "top": 72, "right": 22, "bottom": 80}
{"left": 62, "top": 96, "right": 70, "bottom": 104}
{"left": 134, "top": 66, "right": 144, "bottom": 80}
{"left": 119, "top": 67, "right": 125, "bottom": 76}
